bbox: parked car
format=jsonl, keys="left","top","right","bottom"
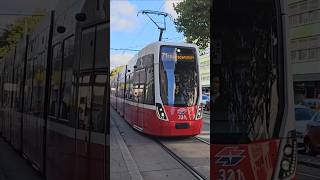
{"left": 303, "top": 98, "right": 320, "bottom": 110}
{"left": 304, "top": 112, "right": 320, "bottom": 155}
{"left": 205, "top": 99, "right": 210, "bottom": 111}
{"left": 295, "top": 105, "right": 318, "bottom": 146}
{"left": 201, "top": 95, "right": 210, "bottom": 111}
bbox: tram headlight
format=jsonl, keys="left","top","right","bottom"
{"left": 284, "top": 145, "right": 293, "bottom": 156}
{"left": 195, "top": 105, "right": 202, "bottom": 120}
{"left": 156, "top": 103, "right": 167, "bottom": 121}
{"left": 281, "top": 160, "right": 290, "bottom": 171}
{"left": 279, "top": 130, "right": 297, "bottom": 179}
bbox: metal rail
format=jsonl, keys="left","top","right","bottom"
{"left": 194, "top": 136, "right": 210, "bottom": 145}
{"left": 155, "top": 139, "right": 207, "bottom": 180}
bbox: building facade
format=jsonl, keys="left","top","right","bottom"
{"left": 288, "top": 0, "right": 320, "bottom": 106}
{"left": 199, "top": 48, "right": 210, "bottom": 93}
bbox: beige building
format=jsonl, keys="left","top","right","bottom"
{"left": 288, "top": 0, "right": 320, "bottom": 104}
{"left": 199, "top": 48, "right": 210, "bottom": 93}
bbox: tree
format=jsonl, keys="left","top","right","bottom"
{"left": 174, "top": 0, "right": 211, "bottom": 49}
{"left": 110, "top": 65, "right": 125, "bottom": 77}
{"left": 0, "top": 10, "right": 45, "bottom": 58}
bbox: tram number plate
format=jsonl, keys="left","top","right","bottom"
{"left": 175, "top": 123, "right": 189, "bottom": 129}
{"left": 178, "top": 115, "right": 187, "bottom": 120}
{"left": 218, "top": 169, "right": 245, "bottom": 180}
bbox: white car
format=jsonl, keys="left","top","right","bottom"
{"left": 295, "top": 105, "right": 318, "bottom": 146}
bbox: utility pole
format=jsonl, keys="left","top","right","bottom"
{"left": 137, "top": 10, "right": 172, "bottom": 41}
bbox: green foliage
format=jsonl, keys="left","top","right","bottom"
{"left": 174, "top": 0, "right": 211, "bottom": 50}
{"left": 110, "top": 65, "right": 125, "bottom": 77}
{"left": 0, "top": 10, "right": 45, "bottom": 59}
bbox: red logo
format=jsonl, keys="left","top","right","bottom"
{"left": 215, "top": 147, "right": 246, "bottom": 167}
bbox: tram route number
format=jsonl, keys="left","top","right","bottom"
{"left": 218, "top": 169, "right": 245, "bottom": 180}
{"left": 178, "top": 115, "right": 187, "bottom": 120}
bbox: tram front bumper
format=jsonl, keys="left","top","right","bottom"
{"left": 158, "top": 119, "right": 202, "bottom": 136}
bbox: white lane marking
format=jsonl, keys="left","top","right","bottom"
{"left": 297, "top": 172, "right": 320, "bottom": 179}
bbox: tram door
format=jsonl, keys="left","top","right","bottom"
{"left": 75, "top": 23, "right": 108, "bottom": 180}
{"left": 135, "top": 69, "right": 145, "bottom": 129}
{"left": 76, "top": 72, "right": 92, "bottom": 180}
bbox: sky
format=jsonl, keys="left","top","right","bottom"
{"left": 0, "top": 0, "right": 185, "bottom": 69}
{"left": 110, "top": 0, "right": 184, "bottom": 69}
{"left": 0, "top": 0, "right": 59, "bottom": 35}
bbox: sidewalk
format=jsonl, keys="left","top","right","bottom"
{"left": 0, "top": 138, "right": 43, "bottom": 180}
{"left": 110, "top": 107, "right": 197, "bottom": 180}
{"left": 110, "top": 113, "right": 143, "bottom": 180}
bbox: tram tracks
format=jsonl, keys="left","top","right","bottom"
{"left": 194, "top": 136, "right": 210, "bottom": 145}
{"left": 154, "top": 138, "right": 208, "bottom": 180}
{"left": 154, "top": 136, "right": 210, "bottom": 180}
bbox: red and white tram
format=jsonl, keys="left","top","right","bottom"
{"left": 211, "top": 0, "right": 297, "bottom": 179}
{"left": 111, "top": 42, "right": 203, "bottom": 136}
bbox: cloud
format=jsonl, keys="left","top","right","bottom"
{"left": 110, "top": 0, "right": 138, "bottom": 32}
{"left": 110, "top": 53, "right": 135, "bottom": 69}
{"left": 164, "top": 0, "right": 183, "bottom": 19}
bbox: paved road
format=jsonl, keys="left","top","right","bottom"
{"left": 110, "top": 108, "right": 198, "bottom": 180}
{"left": 297, "top": 164, "right": 320, "bottom": 179}
{"left": 197, "top": 111, "right": 210, "bottom": 142}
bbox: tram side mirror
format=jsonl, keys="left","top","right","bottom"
{"left": 133, "top": 65, "right": 137, "bottom": 69}
{"left": 57, "top": 26, "right": 66, "bottom": 34}
{"left": 75, "top": 13, "right": 87, "bottom": 22}
{"left": 127, "top": 70, "right": 131, "bottom": 72}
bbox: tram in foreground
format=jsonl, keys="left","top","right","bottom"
{"left": 211, "top": 0, "right": 297, "bottom": 179}
{"left": 111, "top": 41, "right": 203, "bottom": 136}
{"left": 0, "top": 0, "right": 109, "bottom": 180}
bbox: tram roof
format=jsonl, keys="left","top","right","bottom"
{"left": 142, "top": 41, "right": 198, "bottom": 50}
{"left": 112, "top": 41, "right": 199, "bottom": 76}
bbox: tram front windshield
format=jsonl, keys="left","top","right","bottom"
{"left": 159, "top": 46, "right": 199, "bottom": 107}
{"left": 212, "top": 0, "right": 284, "bottom": 144}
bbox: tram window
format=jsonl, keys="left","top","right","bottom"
{"left": 77, "top": 74, "right": 91, "bottom": 130}
{"left": 126, "top": 74, "right": 133, "bottom": 101}
{"left": 143, "top": 54, "right": 155, "bottom": 105}
{"left": 110, "top": 77, "right": 117, "bottom": 97}
{"left": 31, "top": 56, "right": 41, "bottom": 117}
{"left": 24, "top": 59, "right": 33, "bottom": 113}
{"left": 13, "top": 63, "right": 20, "bottom": 111}
{"left": 212, "top": 0, "right": 283, "bottom": 142}
{"left": 91, "top": 74, "right": 107, "bottom": 132}
{"left": 80, "top": 27, "right": 95, "bottom": 70}
{"left": 132, "top": 70, "right": 140, "bottom": 102}
{"left": 138, "top": 70, "right": 146, "bottom": 103}
{"left": 159, "top": 46, "right": 199, "bottom": 107}
{"left": 29, "top": 59, "right": 35, "bottom": 113}
{"left": 95, "top": 23, "right": 108, "bottom": 69}
{"left": 59, "top": 36, "right": 75, "bottom": 121}
{"left": 125, "top": 75, "right": 130, "bottom": 99}
{"left": 49, "top": 43, "right": 62, "bottom": 117}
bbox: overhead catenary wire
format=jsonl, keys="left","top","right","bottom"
{"left": 110, "top": 48, "right": 139, "bottom": 52}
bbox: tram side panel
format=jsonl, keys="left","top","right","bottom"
{"left": 45, "top": 2, "right": 81, "bottom": 179}
{"left": 210, "top": 0, "right": 296, "bottom": 180}
{"left": 22, "top": 14, "right": 51, "bottom": 173}
{"left": 73, "top": 1, "right": 109, "bottom": 179}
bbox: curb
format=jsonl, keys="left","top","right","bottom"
{"left": 111, "top": 117, "right": 143, "bottom": 180}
